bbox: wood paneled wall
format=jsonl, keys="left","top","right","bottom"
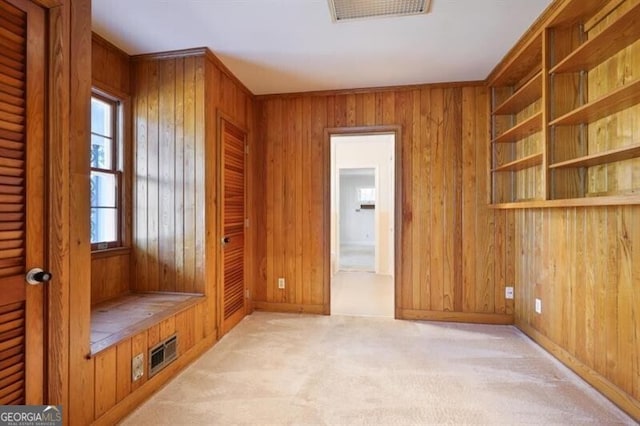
{"left": 130, "top": 50, "right": 254, "bottom": 299}
{"left": 514, "top": 207, "right": 640, "bottom": 418}
{"left": 91, "top": 34, "right": 133, "bottom": 305}
{"left": 254, "top": 85, "right": 514, "bottom": 322}
{"left": 92, "top": 33, "right": 130, "bottom": 96}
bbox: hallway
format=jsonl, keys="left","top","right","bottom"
{"left": 331, "top": 271, "right": 394, "bottom": 318}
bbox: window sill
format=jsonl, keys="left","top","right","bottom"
{"left": 91, "top": 246, "right": 131, "bottom": 259}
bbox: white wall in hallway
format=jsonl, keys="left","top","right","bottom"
{"left": 339, "top": 172, "right": 375, "bottom": 246}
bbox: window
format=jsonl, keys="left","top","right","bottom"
{"left": 90, "top": 93, "right": 121, "bottom": 250}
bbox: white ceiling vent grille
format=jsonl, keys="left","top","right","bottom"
{"left": 328, "top": 0, "right": 431, "bottom": 22}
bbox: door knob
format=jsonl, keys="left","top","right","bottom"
{"left": 26, "top": 268, "right": 52, "bottom": 285}
{"left": 221, "top": 236, "right": 230, "bottom": 246}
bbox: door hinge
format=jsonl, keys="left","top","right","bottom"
{"left": 245, "top": 218, "right": 249, "bottom": 228}
{"left": 245, "top": 145, "right": 249, "bottom": 154}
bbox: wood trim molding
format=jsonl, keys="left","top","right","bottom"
{"left": 252, "top": 302, "right": 326, "bottom": 315}
{"left": 92, "top": 32, "right": 131, "bottom": 59}
{"left": 398, "top": 309, "right": 514, "bottom": 325}
{"left": 92, "top": 332, "right": 218, "bottom": 426}
{"left": 517, "top": 322, "right": 640, "bottom": 421}
{"left": 256, "top": 80, "right": 486, "bottom": 101}
{"left": 324, "top": 126, "right": 403, "bottom": 318}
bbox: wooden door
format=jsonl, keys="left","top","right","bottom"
{"left": 220, "top": 119, "right": 246, "bottom": 334}
{"left": 0, "top": 0, "right": 46, "bottom": 405}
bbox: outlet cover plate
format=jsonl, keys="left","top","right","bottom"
{"left": 132, "top": 353, "right": 144, "bottom": 381}
{"left": 278, "top": 278, "right": 285, "bottom": 289}
{"left": 505, "top": 286, "right": 514, "bottom": 299}
{"left": 535, "top": 298, "right": 542, "bottom": 314}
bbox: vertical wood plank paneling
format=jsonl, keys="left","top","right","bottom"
{"left": 462, "top": 87, "right": 477, "bottom": 313}
{"left": 115, "top": 339, "right": 131, "bottom": 403}
{"left": 94, "top": 347, "right": 116, "bottom": 418}
{"left": 182, "top": 56, "right": 196, "bottom": 293}
{"left": 133, "top": 60, "right": 149, "bottom": 290}
{"left": 146, "top": 60, "right": 160, "bottom": 292}
{"left": 158, "top": 59, "right": 176, "bottom": 292}
{"left": 429, "top": 88, "right": 445, "bottom": 312}
{"left": 515, "top": 206, "right": 640, "bottom": 418}
{"left": 255, "top": 83, "right": 504, "bottom": 321}
{"left": 418, "top": 88, "right": 432, "bottom": 311}
{"left": 68, "top": 0, "right": 94, "bottom": 421}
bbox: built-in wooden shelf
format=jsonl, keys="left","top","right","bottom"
{"left": 493, "top": 112, "right": 543, "bottom": 144}
{"left": 490, "top": 33, "right": 543, "bottom": 87}
{"left": 550, "top": 3, "right": 640, "bottom": 74}
{"left": 90, "top": 292, "right": 205, "bottom": 355}
{"left": 550, "top": 143, "right": 640, "bottom": 169}
{"left": 493, "top": 152, "right": 543, "bottom": 172}
{"left": 490, "top": 194, "right": 640, "bottom": 209}
{"left": 493, "top": 72, "right": 543, "bottom": 115}
{"left": 549, "top": 79, "right": 640, "bottom": 126}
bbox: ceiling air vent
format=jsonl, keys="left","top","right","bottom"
{"left": 328, "top": 0, "right": 431, "bottom": 22}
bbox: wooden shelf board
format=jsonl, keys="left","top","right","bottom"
{"left": 493, "top": 152, "right": 543, "bottom": 172}
{"left": 493, "top": 72, "right": 543, "bottom": 115}
{"left": 549, "top": 79, "right": 640, "bottom": 126}
{"left": 490, "top": 194, "right": 640, "bottom": 209}
{"left": 550, "top": 3, "right": 640, "bottom": 74}
{"left": 493, "top": 112, "right": 543, "bottom": 144}
{"left": 490, "top": 33, "right": 543, "bottom": 87}
{"left": 550, "top": 144, "right": 640, "bottom": 169}
{"left": 549, "top": 0, "right": 603, "bottom": 27}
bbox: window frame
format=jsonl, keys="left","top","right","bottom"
{"left": 90, "top": 91, "right": 123, "bottom": 251}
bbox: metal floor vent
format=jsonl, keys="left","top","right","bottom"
{"left": 328, "top": 0, "right": 431, "bottom": 22}
{"left": 149, "top": 334, "right": 178, "bottom": 377}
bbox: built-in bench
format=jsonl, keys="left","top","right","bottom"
{"left": 90, "top": 292, "right": 204, "bottom": 355}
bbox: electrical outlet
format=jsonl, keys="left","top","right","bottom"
{"left": 132, "top": 353, "right": 144, "bottom": 381}
{"left": 505, "top": 286, "right": 514, "bottom": 300}
{"left": 278, "top": 278, "right": 285, "bottom": 289}
{"left": 535, "top": 298, "right": 542, "bottom": 314}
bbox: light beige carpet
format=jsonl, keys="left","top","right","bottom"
{"left": 121, "top": 312, "right": 635, "bottom": 425}
{"left": 331, "top": 271, "right": 394, "bottom": 318}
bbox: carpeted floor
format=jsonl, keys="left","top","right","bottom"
{"left": 331, "top": 271, "right": 394, "bottom": 318}
{"left": 339, "top": 244, "right": 375, "bottom": 271}
{"left": 121, "top": 312, "right": 635, "bottom": 425}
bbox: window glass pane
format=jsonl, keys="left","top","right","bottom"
{"left": 90, "top": 171, "right": 117, "bottom": 208}
{"left": 91, "top": 208, "right": 117, "bottom": 244}
{"left": 91, "top": 134, "right": 113, "bottom": 169}
{"left": 358, "top": 188, "right": 375, "bottom": 203}
{"left": 91, "top": 97, "right": 112, "bottom": 137}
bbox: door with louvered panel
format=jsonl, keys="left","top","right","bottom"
{"left": 220, "top": 119, "right": 246, "bottom": 335}
{"left": 0, "top": 0, "right": 46, "bottom": 405}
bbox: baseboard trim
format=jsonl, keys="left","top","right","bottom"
{"left": 517, "top": 322, "right": 640, "bottom": 421}
{"left": 252, "top": 301, "right": 326, "bottom": 315}
{"left": 93, "top": 333, "right": 218, "bottom": 426}
{"left": 397, "top": 309, "right": 514, "bottom": 325}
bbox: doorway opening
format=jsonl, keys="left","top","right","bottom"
{"left": 330, "top": 132, "right": 396, "bottom": 318}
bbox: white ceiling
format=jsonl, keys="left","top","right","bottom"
{"left": 92, "top": 0, "right": 552, "bottom": 95}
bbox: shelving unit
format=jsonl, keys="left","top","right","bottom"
{"left": 550, "top": 143, "right": 640, "bottom": 169}
{"left": 493, "top": 112, "right": 543, "bottom": 144}
{"left": 549, "top": 78, "right": 640, "bottom": 126}
{"left": 493, "top": 153, "right": 543, "bottom": 172}
{"left": 488, "top": 0, "right": 640, "bottom": 207}
{"left": 489, "top": 34, "right": 544, "bottom": 204}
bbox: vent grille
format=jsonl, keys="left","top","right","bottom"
{"left": 148, "top": 335, "right": 177, "bottom": 377}
{"left": 328, "top": 0, "right": 430, "bottom": 22}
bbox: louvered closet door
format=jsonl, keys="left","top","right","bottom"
{"left": 0, "top": 0, "right": 45, "bottom": 405}
{"left": 220, "top": 119, "right": 246, "bottom": 335}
